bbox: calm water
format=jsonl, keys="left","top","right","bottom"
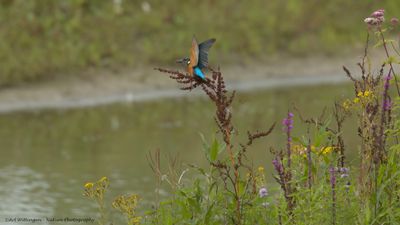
{"left": 0, "top": 83, "right": 358, "bottom": 224}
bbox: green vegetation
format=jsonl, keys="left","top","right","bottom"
{"left": 83, "top": 10, "right": 400, "bottom": 224}
{"left": 2, "top": 0, "right": 400, "bottom": 85}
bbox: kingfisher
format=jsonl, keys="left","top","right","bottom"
{"left": 176, "top": 37, "right": 216, "bottom": 80}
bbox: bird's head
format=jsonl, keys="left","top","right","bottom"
{"left": 176, "top": 57, "right": 190, "bottom": 66}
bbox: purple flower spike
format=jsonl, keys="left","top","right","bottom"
{"left": 272, "top": 158, "right": 283, "bottom": 174}
{"left": 384, "top": 73, "right": 391, "bottom": 89}
{"left": 259, "top": 187, "right": 268, "bottom": 198}
{"left": 383, "top": 72, "right": 392, "bottom": 112}
{"left": 339, "top": 167, "right": 349, "bottom": 173}
{"left": 282, "top": 118, "right": 289, "bottom": 126}
{"left": 283, "top": 112, "right": 294, "bottom": 168}
{"left": 329, "top": 167, "right": 336, "bottom": 186}
{"left": 384, "top": 99, "right": 392, "bottom": 111}
{"left": 282, "top": 112, "right": 294, "bottom": 132}
{"left": 339, "top": 167, "right": 350, "bottom": 178}
{"left": 272, "top": 159, "right": 278, "bottom": 167}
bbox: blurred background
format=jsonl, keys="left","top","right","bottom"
{"left": 0, "top": 0, "right": 398, "bottom": 224}
{"left": 0, "top": 0, "right": 398, "bottom": 85}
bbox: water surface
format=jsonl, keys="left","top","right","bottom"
{"left": 0, "top": 83, "right": 358, "bottom": 223}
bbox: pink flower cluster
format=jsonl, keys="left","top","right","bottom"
{"left": 364, "top": 9, "right": 385, "bottom": 26}
{"left": 391, "top": 17, "right": 399, "bottom": 26}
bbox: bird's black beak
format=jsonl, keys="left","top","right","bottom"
{"left": 176, "top": 58, "right": 184, "bottom": 64}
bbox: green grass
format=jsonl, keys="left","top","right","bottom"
{"left": 1, "top": 0, "right": 399, "bottom": 86}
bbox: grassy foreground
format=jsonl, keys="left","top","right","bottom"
{"left": 2, "top": 0, "right": 400, "bottom": 86}
{"left": 82, "top": 8, "right": 400, "bottom": 225}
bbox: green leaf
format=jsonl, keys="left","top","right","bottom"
{"left": 218, "top": 142, "right": 226, "bottom": 154}
{"left": 208, "top": 181, "right": 217, "bottom": 195}
{"left": 209, "top": 138, "right": 219, "bottom": 162}
{"left": 187, "top": 164, "right": 207, "bottom": 176}
{"left": 187, "top": 197, "right": 201, "bottom": 213}
{"left": 373, "top": 39, "right": 384, "bottom": 48}
{"left": 238, "top": 180, "right": 246, "bottom": 196}
{"left": 292, "top": 136, "right": 306, "bottom": 146}
{"left": 386, "top": 56, "right": 397, "bottom": 64}
{"left": 199, "top": 132, "right": 210, "bottom": 152}
{"left": 204, "top": 202, "right": 215, "bottom": 224}
{"left": 314, "top": 119, "right": 331, "bottom": 147}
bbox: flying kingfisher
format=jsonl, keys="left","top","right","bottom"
{"left": 176, "top": 37, "right": 216, "bottom": 80}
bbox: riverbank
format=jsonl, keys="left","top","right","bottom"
{"left": 3, "top": 1, "right": 394, "bottom": 86}
{"left": 0, "top": 52, "right": 385, "bottom": 114}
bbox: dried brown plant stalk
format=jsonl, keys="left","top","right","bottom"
{"left": 342, "top": 36, "right": 393, "bottom": 196}
{"left": 155, "top": 66, "right": 274, "bottom": 224}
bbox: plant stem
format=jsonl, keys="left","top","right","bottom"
{"left": 307, "top": 131, "right": 312, "bottom": 189}
{"left": 379, "top": 28, "right": 400, "bottom": 96}
{"left": 330, "top": 167, "right": 336, "bottom": 225}
{"left": 224, "top": 127, "right": 241, "bottom": 224}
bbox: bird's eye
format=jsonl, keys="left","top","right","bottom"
{"left": 187, "top": 60, "right": 190, "bottom": 65}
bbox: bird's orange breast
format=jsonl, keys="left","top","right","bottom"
{"left": 187, "top": 66, "right": 194, "bottom": 75}
{"left": 188, "top": 37, "right": 199, "bottom": 73}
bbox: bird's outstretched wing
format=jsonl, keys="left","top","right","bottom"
{"left": 189, "top": 37, "right": 199, "bottom": 70}
{"left": 197, "top": 38, "right": 216, "bottom": 69}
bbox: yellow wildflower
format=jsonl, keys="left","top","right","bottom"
{"left": 342, "top": 99, "right": 352, "bottom": 110}
{"left": 130, "top": 217, "right": 142, "bottom": 225}
{"left": 353, "top": 97, "right": 360, "bottom": 103}
{"left": 113, "top": 194, "right": 141, "bottom": 225}
{"left": 84, "top": 182, "right": 94, "bottom": 189}
{"left": 99, "top": 176, "right": 108, "bottom": 183}
{"left": 356, "top": 90, "right": 373, "bottom": 99}
{"left": 292, "top": 144, "right": 307, "bottom": 155}
{"left": 320, "top": 146, "right": 334, "bottom": 154}
{"left": 255, "top": 166, "right": 266, "bottom": 188}
{"left": 311, "top": 145, "right": 317, "bottom": 153}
